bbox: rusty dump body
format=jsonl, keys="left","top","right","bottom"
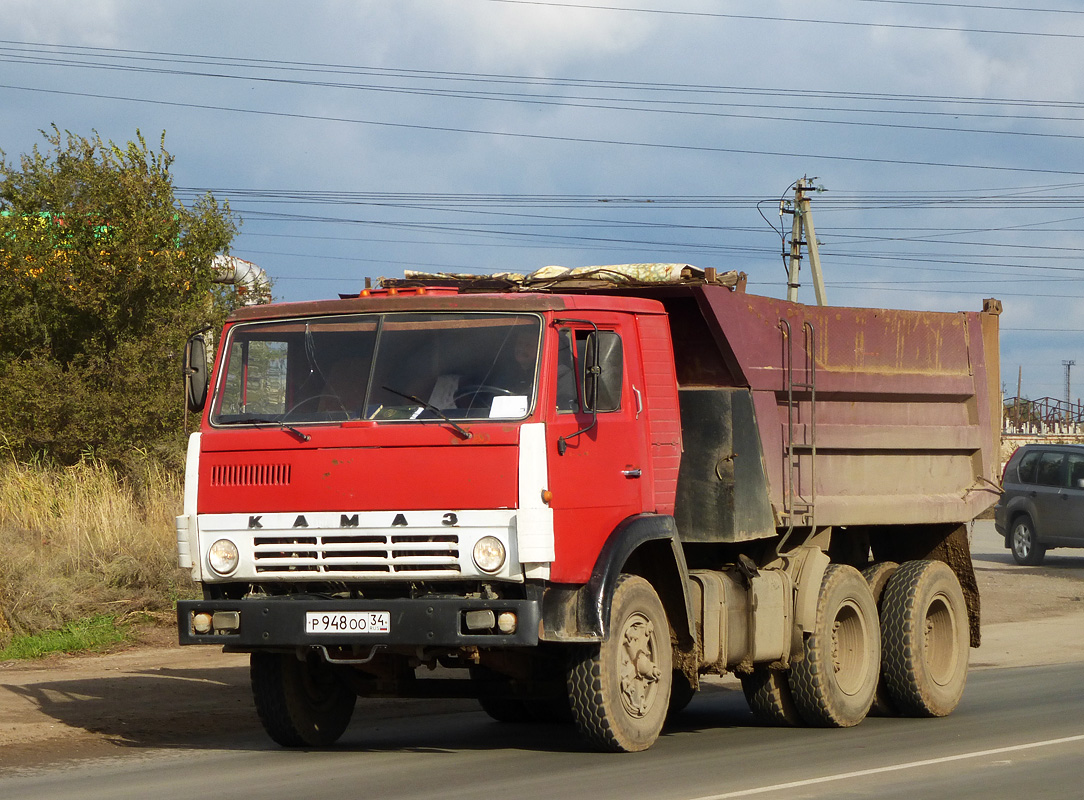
{"left": 626, "top": 283, "right": 1003, "bottom": 538}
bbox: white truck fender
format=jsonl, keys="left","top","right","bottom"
{"left": 792, "top": 546, "right": 831, "bottom": 635}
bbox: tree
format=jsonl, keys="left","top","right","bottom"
{"left": 0, "top": 127, "right": 244, "bottom": 469}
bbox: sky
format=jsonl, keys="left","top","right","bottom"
{"left": 3, "top": 0, "right": 1084, "bottom": 401}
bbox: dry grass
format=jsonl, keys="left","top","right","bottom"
{"left": 0, "top": 453, "right": 195, "bottom": 649}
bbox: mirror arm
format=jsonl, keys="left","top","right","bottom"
{"left": 558, "top": 407, "right": 597, "bottom": 455}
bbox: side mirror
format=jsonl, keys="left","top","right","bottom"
{"left": 185, "top": 334, "right": 209, "bottom": 413}
{"left": 558, "top": 328, "right": 623, "bottom": 455}
{"left": 583, "top": 332, "right": 623, "bottom": 412}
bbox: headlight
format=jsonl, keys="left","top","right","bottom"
{"left": 472, "top": 536, "right": 506, "bottom": 574}
{"left": 208, "top": 538, "right": 239, "bottom": 576}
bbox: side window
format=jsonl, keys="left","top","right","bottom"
{"left": 1017, "top": 450, "right": 1040, "bottom": 484}
{"left": 556, "top": 329, "right": 580, "bottom": 413}
{"left": 1068, "top": 454, "right": 1084, "bottom": 489}
{"left": 556, "top": 328, "right": 623, "bottom": 414}
{"left": 1036, "top": 452, "right": 1065, "bottom": 487}
{"left": 219, "top": 339, "right": 289, "bottom": 417}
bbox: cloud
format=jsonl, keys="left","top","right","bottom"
{"left": 0, "top": 0, "right": 125, "bottom": 45}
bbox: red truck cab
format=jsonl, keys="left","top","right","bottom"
{"left": 179, "top": 289, "right": 683, "bottom": 642}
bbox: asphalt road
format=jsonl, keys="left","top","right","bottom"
{"left": 2, "top": 661, "right": 1083, "bottom": 800}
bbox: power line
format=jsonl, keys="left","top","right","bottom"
{"left": 855, "top": 0, "right": 1084, "bottom": 14}
{"left": 8, "top": 41, "right": 1084, "bottom": 151}
{"left": 8, "top": 82, "right": 1080, "bottom": 176}
{"left": 6, "top": 40, "right": 1084, "bottom": 112}
{"left": 481, "top": 0, "right": 1084, "bottom": 39}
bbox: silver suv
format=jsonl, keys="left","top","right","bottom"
{"left": 995, "top": 443, "right": 1084, "bottom": 565}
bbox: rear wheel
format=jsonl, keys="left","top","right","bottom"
{"left": 250, "top": 651, "right": 356, "bottom": 747}
{"left": 880, "top": 560, "right": 969, "bottom": 717}
{"left": 788, "top": 564, "right": 880, "bottom": 727}
{"left": 567, "top": 574, "right": 673, "bottom": 752}
{"left": 1010, "top": 515, "right": 1045, "bottom": 566}
{"left": 740, "top": 666, "right": 803, "bottom": 726}
{"left": 861, "top": 561, "right": 900, "bottom": 716}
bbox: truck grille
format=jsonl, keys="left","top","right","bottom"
{"left": 252, "top": 532, "right": 461, "bottom": 576}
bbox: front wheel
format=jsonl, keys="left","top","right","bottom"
{"left": 567, "top": 574, "right": 673, "bottom": 752}
{"left": 250, "top": 651, "right": 357, "bottom": 747}
{"left": 880, "top": 560, "right": 969, "bottom": 717}
{"left": 1010, "top": 515, "right": 1045, "bottom": 566}
{"left": 788, "top": 564, "right": 880, "bottom": 727}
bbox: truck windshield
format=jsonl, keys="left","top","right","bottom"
{"left": 210, "top": 312, "right": 542, "bottom": 425}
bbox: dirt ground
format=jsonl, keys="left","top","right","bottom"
{"left": 3, "top": 521, "right": 1084, "bottom": 771}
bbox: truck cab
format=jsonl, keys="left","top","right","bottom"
{"left": 180, "top": 290, "right": 678, "bottom": 597}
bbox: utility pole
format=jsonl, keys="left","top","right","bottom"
{"left": 784, "top": 177, "right": 827, "bottom": 306}
{"left": 1014, "top": 365, "right": 1022, "bottom": 433}
{"left": 1064, "top": 359, "right": 1075, "bottom": 428}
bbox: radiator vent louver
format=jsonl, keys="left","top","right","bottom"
{"left": 210, "top": 463, "right": 292, "bottom": 487}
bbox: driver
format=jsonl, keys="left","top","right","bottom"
{"left": 488, "top": 328, "right": 537, "bottom": 396}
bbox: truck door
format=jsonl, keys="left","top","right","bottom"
{"left": 545, "top": 321, "right": 650, "bottom": 583}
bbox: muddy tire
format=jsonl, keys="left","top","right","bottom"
{"left": 250, "top": 651, "right": 356, "bottom": 747}
{"left": 740, "top": 666, "right": 803, "bottom": 726}
{"left": 880, "top": 560, "right": 969, "bottom": 717}
{"left": 861, "top": 561, "right": 900, "bottom": 716}
{"left": 567, "top": 574, "right": 673, "bottom": 752}
{"left": 788, "top": 564, "right": 879, "bottom": 727}
{"left": 1010, "top": 515, "right": 1045, "bottom": 566}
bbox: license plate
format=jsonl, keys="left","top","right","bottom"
{"left": 305, "top": 611, "right": 390, "bottom": 634}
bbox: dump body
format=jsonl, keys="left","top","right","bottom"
{"left": 613, "top": 284, "right": 1003, "bottom": 539}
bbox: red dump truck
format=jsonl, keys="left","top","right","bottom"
{"left": 177, "top": 264, "right": 1002, "bottom": 752}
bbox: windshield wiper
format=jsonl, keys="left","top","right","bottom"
{"left": 219, "top": 416, "right": 311, "bottom": 442}
{"left": 381, "top": 386, "right": 472, "bottom": 440}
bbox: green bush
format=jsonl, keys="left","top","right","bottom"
{"left": 0, "top": 126, "right": 241, "bottom": 468}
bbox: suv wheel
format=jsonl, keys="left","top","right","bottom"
{"left": 1010, "top": 515, "right": 1046, "bottom": 566}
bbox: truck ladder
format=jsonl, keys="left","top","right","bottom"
{"left": 779, "top": 319, "right": 817, "bottom": 537}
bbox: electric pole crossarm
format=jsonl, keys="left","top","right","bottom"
{"left": 784, "top": 177, "right": 827, "bottom": 307}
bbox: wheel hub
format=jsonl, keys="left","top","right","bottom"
{"left": 619, "top": 613, "right": 660, "bottom": 718}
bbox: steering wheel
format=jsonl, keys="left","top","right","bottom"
{"left": 283, "top": 393, "right": 346, "bottom": 419}
{"left": 453, "top": 384, "right": 513, "bottom": 405}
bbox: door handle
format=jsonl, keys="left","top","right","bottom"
{"left": 622, "top": 468, "right": 642, "bottom": 478}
